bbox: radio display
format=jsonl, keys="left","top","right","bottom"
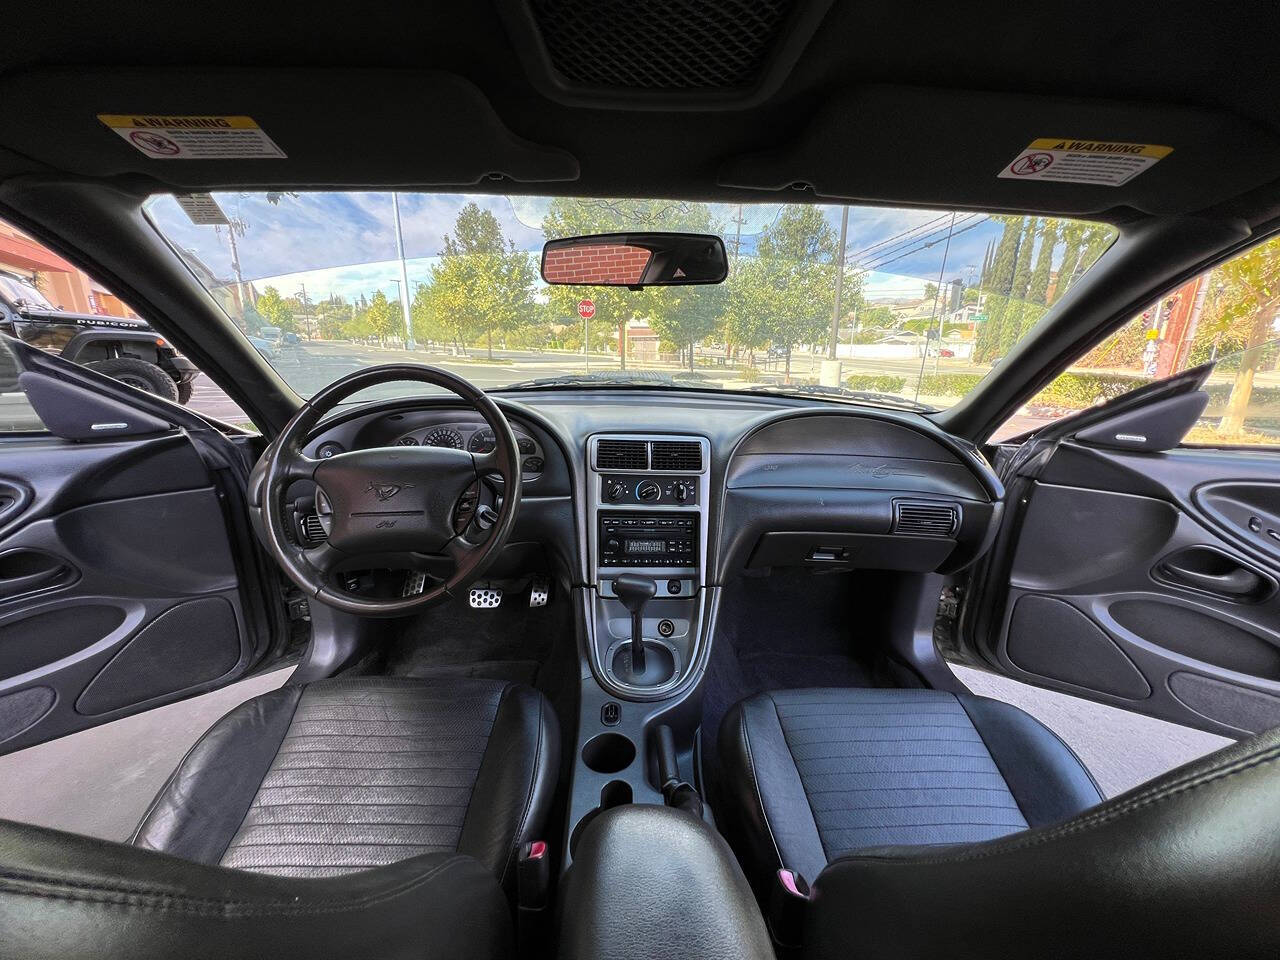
{"left": 625, "top": 540, "right": 667, "bottom": 554}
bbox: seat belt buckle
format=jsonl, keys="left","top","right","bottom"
{"left": 517, "top": 839, "right": 551, "bottom": 954}
{"left": 768, "top": 868, "right": 811, "bottom": 949}
{"left": 518, "top": 839, "right": 551, "bottom": 911}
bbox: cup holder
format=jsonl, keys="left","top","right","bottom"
{"left": 581, "top": 732, "right": 636, "bottom": 774}
{"left": 570, "top": 780, "right": 633, "bottom": 856}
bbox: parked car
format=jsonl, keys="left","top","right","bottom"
{"left": 0, "top": 270, "right": 197, "bottom": 403}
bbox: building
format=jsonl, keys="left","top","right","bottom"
{"left": 0, "top": 219, "right": 137, "bottom": 318}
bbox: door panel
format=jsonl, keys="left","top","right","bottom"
{"left": 966, "top": 378, "right": 1280, "bottom": 739}
{"left": 0, "top": 338, "right": 283, "bottom": 755}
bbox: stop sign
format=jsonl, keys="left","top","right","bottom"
{"left": 577, "top": 298, "right": 596, "bottom": 320}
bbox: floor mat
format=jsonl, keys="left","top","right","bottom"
{"left": 396, "top": 660, "right": 542, "bottom": 685}
{"left": 700, "top": 569, "right": 885, "bottom": 796}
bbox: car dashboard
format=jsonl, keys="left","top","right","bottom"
{"left": 295, "top": 388, "right": 1001, "bottom": 684}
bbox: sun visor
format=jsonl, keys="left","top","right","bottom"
{"left": 719, "top": 85, "right": 1280, "bottom": 217}
{"left": 0, "top": 68, "right": 580, "bottom": 189}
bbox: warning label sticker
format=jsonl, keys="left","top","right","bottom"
{"left": 175, "top": 193, "right": 230, "bottom": 225}
{"left": 97, "top": 115, "right": 286, "bottom": 160}
{"left": 998, "top": 138, "right": 1172, "bottom": 186}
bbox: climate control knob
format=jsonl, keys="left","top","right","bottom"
{"left": 607, "top": 480, "right": 628, "bottom": 502}
{"left": 673, "top": 481, "right": 691, "bottom": 503}
{"left": 636, "top": 480, "right": 662, "bottom": 502}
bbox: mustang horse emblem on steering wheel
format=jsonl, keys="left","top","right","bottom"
{"left": 366, "top": 481, "right": 414, "bottom": 502}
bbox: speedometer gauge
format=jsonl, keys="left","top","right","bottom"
{"left": 468, "top": 429, "right": 497, "bottom": 454}
{"left": 423, "top": 427, "right": 464, "bottom": 449}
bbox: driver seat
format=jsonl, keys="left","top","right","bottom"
{"left": 131, "top": 674, "right": 559, "bottom": 890}
{"left": 0, "top": 675, "right": 558, "bottom": 959}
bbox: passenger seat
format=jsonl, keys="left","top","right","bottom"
{"left": 717, "top": 687, "right": 1102, "bottom": 885}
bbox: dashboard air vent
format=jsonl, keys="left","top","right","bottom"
{"left": 596, "top": 439, "right": 648, "bottom": 470}
{"left": 300, "top": 513, "right": 328, "bottom": 545}
{"left": 651, "top": 440, "right": 703, "bottom": 472}
{"left": 893, "top": 501, "right": 959, "bottom": 537}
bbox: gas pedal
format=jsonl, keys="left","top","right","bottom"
{"left": 529, "top": 576, "right": 551, "bottom": 608}
{"left": 469, "top": 585, "right": 502, "bottom": 609}
{"left": 403, "top": 571, "right": 427, "bottom": 597}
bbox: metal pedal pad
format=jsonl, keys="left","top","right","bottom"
{"left": 469, "top": 585, "right": 502, "bottom": 609}
{"left": 529, "top": 576, "right": 551, "bottom": 608}
{"left": 403, "top": 571, "right": 427, "bottom": 597}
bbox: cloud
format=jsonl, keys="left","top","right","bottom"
{"left": 146, "top": 192, "right": 1081, "bottom": 304}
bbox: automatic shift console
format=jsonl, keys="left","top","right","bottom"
{"left": 587, "top": 435, "right": 710, "bottom": 697}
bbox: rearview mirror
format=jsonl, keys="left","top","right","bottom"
{"left": 541, "top": 232, "right": 728, "bottom": 288}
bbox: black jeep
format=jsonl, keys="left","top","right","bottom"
{"left": 0, "top": 269, "right": 197, "bottom": 403}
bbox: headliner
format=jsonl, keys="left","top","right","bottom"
{"left": 1, "top": 1, "right": 1278, "bottom": 225}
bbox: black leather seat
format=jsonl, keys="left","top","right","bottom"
{"left": 0, "top": 675, "right": 558, "bottom": 959}
{"left": 718, "top": 687, "right": 1101, "bottom": 884}
{"left": 132, "top": 675, "right": 559, "bottom": 891}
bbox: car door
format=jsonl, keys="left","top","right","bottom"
{"left": 960, "top": 362, "right": 1280, "bottom": 740}
{"left": 0, "top": 335, "right": 288, "bottom": 756}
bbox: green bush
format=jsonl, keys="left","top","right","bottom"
{"left": 736, "top": 365, "right": 762, "bottom": 382}
{"left": 1033, "top": 371, "right": 1151, "bottom": 407}
{"left": 918, "top": 373, "right": 985, "bottom": 397}
{"left": 845, "top": 374, "right": 906, "bottom": 393}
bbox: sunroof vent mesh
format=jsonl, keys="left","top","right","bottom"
{"left": 530, "top": 0, "right": 794, "bottom": 90}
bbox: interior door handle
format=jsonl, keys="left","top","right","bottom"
{"left": 0, "top": 567, "right": 66, "bottom": 598}
{"left": 0, "top": 551, "right": 71, "bottom": 599}
{"left": 1158, "top": 562, "right": 1262, "bottom": 597}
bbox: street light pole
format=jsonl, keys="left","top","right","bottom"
{"left": 391, "top": 192, "right": 416, "bottom": 350}
{"left": 828, "top": 205, "right": 849, "bottom": 359}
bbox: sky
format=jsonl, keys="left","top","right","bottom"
{"left": 144, "top": 192, "right": 1059, "bottom": 307}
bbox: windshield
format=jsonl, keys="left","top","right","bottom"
{"left": 0, "top": 273, "right": 55, "bottom": 310}
{"left": 144, "top": 193, "right": 1116, "bottom": 408}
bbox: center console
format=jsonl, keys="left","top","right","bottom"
{"left": 585, "top": 434, "right": 711, "bottom": 699}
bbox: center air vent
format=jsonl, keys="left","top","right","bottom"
{"left": 651, "top": 440, "right": 703, "bottom": 471}
{"left": 893, "top": 501, "right": 959, "bottom": 537}
{"left": 596, "top": 439, "right": 648, "bottom": 470}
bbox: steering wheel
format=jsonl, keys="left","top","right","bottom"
{"left": 252, "top": 364, "right": 522, "bottom": 617}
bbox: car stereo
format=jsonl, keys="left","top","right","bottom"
{"left": 599, "top": 514, "right": 698, "bottom": 568}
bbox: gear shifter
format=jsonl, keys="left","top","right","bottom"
{"left": 610, "top": 574, "right": 675, "bottom": 686}
{"left": 614, "top": 574, "right": 657, "bottom": 672}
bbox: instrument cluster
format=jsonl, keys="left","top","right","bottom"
{"left": 394, "top": 422, "right": 545, "bottom": 475}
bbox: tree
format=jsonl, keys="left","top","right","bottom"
{"left": 315, "top": 299, "right": 352, "bottom": 340}
{"left": 974, "top": 217, "right": 1023, "bottom": 362}
{"left": 923, "top": 282, "right": 938, "bottom": 302}
{"left": 1200, "top": 235, "right": 1280, "bottom": 436}
{"left": 649, "top": 283, "right": 728, "bottom": 371}
{"left": 427, "top": 202, "right": 537, "bottom": 359}
{"left": 364, "top": 290, "right": 399, "bottom": 345}
{"left": 542, "top": 198, "right": 717, "bottom": 368}
{"left": 256, "top": 286, "right": 294, "bottom": 332}
{"left": 729, "top": 204, "right": 840, "bottom": 380}
{"left": 994, "top": 218, "right": 1039, "bottom": 357}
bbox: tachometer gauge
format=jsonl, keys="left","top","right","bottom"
{"left": 396, "top": 436, "right": 419, "bottom": 446}
{"left": 423, "top": 427, "right": 464, "bottom": 449}
{"left": 468, "top": 428, "right": 497, "bottom": 454}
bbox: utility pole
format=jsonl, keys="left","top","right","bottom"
{"left": 391, "top": 192, "right": 416, "bottom": 350}
{"left": 914, "top": 212, "right": 957, "bottom": 401}
{"left": 731, "top": 204, "right": 746, "bottom": 260}
{"left": 828, "top": 205, "right": 849, "bottom": 358}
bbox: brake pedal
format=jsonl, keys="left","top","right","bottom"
{"left": 402, "top": 571, "right": 427, "bottom": 597}
{"left": 469, "top": 585, "right": 502, "bottom": 609}
{"left": 529, "top": 576, "right": 551, "bottom": 608}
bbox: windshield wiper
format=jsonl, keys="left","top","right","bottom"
{"left": 746, "top": 382, "right": 936, "bottom": 412}
{"left": 505, "top": 371, "right": 717, "bottom": 390}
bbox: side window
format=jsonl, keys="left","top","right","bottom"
{"left": 992, "top": 234, "right": 1280, "bottom": 445}
{"left": 0, "top": 339, "right": 44, "bottom": 432}
{"left": 0, "top": 218, "right": 251, "bottom": 430}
